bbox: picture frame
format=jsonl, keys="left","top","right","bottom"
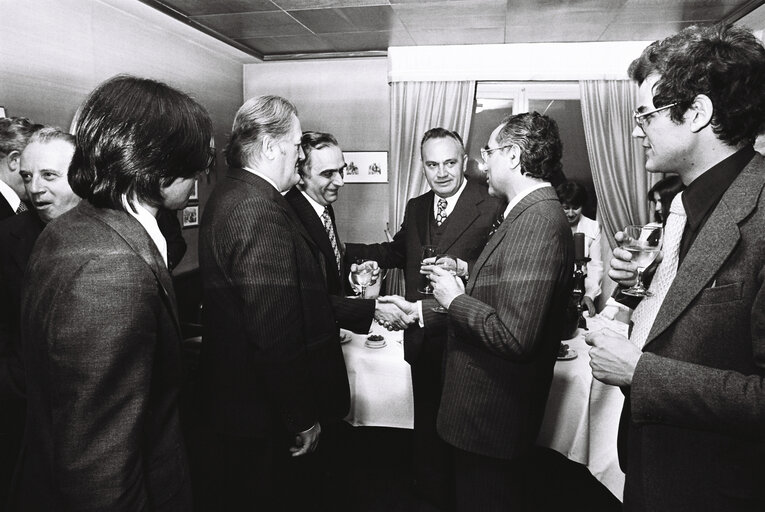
{"left": 188, "top": 179, "right": 198, "bottom": 202}
{"left": 0, "top": 106, "right": 6, "bottom": 118}
{"left": 182, "top": 205, "right": 199, "bottom": 228}
{"left": 342, "top": 151, "right": 388, "bottom": 183}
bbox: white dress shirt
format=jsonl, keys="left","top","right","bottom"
{"left": 121, "top": 195, "right": 168, "bottom": 267}
{"left": 431, "top": 178, "right": 468, "bottom": 219}
{"left": 0, "top": 179, "right": 21, "bottom": 212}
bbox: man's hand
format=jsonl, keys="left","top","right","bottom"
{"left": 374, "top": 299, "right": 416, "bottom": 330}
{"left": 349, "top": 260, "right": 381, "bottom": 294}
{"left": 610, "top": 231, "right": 663, "bottom": 287}
{"left": 584, "top": 328, "right": 642, "bottom": 386}
{"left": 422, "top": 264, "right": 465, "bottom": 310}
{"left": 583, "top": 296, "right": 597, "bottom": 317}
{"left": 290, "top": 421, "right": 321, "bottom": 457}
{"left": 377, "top": 295, "right": 419, "bottom": 321}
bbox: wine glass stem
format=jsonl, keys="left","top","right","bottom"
{"left": 636, "top": 268, "right": 645, "bottom": 289}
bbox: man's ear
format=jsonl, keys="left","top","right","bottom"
{"left": 262, "top": 135, "right": 278, "bottom": 161}
{"left": 460, "top": 153, "right": 468, "bottom": 174}
{"left": 689, "top": 94, "right": 714, "bottom": 133}
{"left": 7, "top": 151, "right": 21, "bottom": 172}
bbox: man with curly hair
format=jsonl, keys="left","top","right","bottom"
{"left": 587, "top": 24, "right": 765, "bottom": 511}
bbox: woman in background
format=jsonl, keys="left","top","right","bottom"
{"left": 647, "top": 175, "right": 683, "bottom": 224}
{"left": 556, "top": 181, "right": 602, "bottom": 316}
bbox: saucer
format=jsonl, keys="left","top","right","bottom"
{"left": 557, "top": 348, "right": 577, "bottom": 361}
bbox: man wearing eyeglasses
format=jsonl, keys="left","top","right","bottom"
{"left": 586, "top": 25, "right": 765, "bottom": 511}
{"left": 345, "top": 127, "right": 503, "bottom": 511}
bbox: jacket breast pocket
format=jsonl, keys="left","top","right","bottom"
{"left": 695, "top": 281, "right": 743, "bottom": 306}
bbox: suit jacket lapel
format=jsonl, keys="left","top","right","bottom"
{"left": 85, "top": 202, "right": 181, "bottom": 336}
{"left": 467, "top": 186, "right": 555, "bottom": 294}
{"left": 10, "top": 214, "right": 44, "bottom": 273}
{"left": 438, "top": 181, "right": 482, "bottom": 253}
{"left": 286, "top": 188, "right": 335, "bottom": 270}
{"left": 644, "top": 155, "right": 765, "bottom": 346}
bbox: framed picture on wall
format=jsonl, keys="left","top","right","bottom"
{"left": 182, "top": 205, "right": 199, "bottom": 228}
{"left": 188, "top": 179, "right": 198, "bottom": 202}
{"left": 342, "top": 151, "right": 388, "bottom": 183}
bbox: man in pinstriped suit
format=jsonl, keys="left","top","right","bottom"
{"left": 386, "top": 112, "right": 573, "bottom": 511}
{"left": 198, "top": 96, "right": 358, "bottom": 511}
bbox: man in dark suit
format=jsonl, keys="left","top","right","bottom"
{"left": 587, "top": 25, "right": 765, "bottom": 511}
{"left": 0, "top": 117, "right": 41, "bottom": 220}
{"left": 13, "top": 76, "right": 212, "bottom": 511}
{"left": 346, "top": 128, "right": 504, "bottom": 510}
{"left": 199, "top": 96, "right": 357, "bottom": 511}
{"left": 0, "top": 127, "right": 79, "bottom": 510}
{"left": 388, "top": 113, "right": 573, "bottom": 511}
{"left": 285, "top": 131, "right": 412, "bottom": 330}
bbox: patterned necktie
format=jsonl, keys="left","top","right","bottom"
{"left": 488, "top": 212, "right": 505, "bottom": 238}
{"left": 435, "top": 198, "right": 447, "bottom": 226}
{"left": 321, "top": 206, "right": 343, "bottom": 278}
{"left": 630, "top": 192, "right": 687, "bottom": 349}
{"left": 15, "top": 202, "right": 27, "bottom": 214}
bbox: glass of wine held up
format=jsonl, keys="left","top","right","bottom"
{"left": 352, "top": 259, "right": 374, "bottom": 298}
{"left": 418, "top": 245, "right": 439, "bottom": 294}
{"left": 430, "top": 254, "right": 467, "bottom": 313}
{"left": 621, "top": 224, "right": 664, "bottom": 297}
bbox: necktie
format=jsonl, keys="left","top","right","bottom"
{"left": 630, "top": 192, "right": 687, "bottom": 349}
{"left": 321, "top": 206, "right": 343, "bottom": 278}
{"left": 435, "top": 198, "right": 447, "bottom": 226}
{"left": 488, "top": 212, "right": 505, "bottom": 238}
{"left": 15, "top": 202, "right": 27, "bottom": 214}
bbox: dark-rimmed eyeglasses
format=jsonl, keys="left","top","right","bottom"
{"left": 633, "top": 103, "right": 677, "bottom": 129}
{"left": 480, "top": 143, "right": 514, "bottom": 161}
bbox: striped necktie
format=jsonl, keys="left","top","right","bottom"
{"left": 488, "top": 212, "right": 504, "bottom": 238}
{"left": 16, "top": 202, "right": 27, "bottom": 214}
{"left": 321, "top": 206, "right": 343, "bottom": 278}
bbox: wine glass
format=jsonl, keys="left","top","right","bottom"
{"left": 353, "top": 261, "right": 374, "bottom": 299}
{"left": 430, "top": 254, "right": 465, "bottom": 313}
{"left": 621, "top": 224, "right": 663, "bottom": 297}
{"left": 418, "top": 245, "right": 438, "bottom": 294}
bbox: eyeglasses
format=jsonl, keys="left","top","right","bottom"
{"left": 633, "top": 103, "right": 677, "bottom": 129}
{"left": 480, "top": 143, "right": 514, "bottom": 161}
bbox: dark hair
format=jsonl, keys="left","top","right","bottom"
{"left": 0, "top": 117, "right": 44, "bottom": 157}
{"left": 225, "top": 95, "right": 297, "bottom": 168}
{"left": 628, "top": 24, "right": 765, "bottom": 147}
{"left": 495, "top": 112, "right": 562, "bottom": 181}
{"left": 298, "top": 131, "right": 339, "bottom": 178}
{"left": 420, "top": 127, "right": 465, "bottom": 155}
{"left": 555, "top": 181, "right": 588, "bottom": 209}
{"left": 69, "top": 75, "right": 214, "bottom": 211}
{"left": 647, "top": 175, "right": 684, "bottom": 223}
{"left": 27, "top": 127, "right": 75, "bottom": 147}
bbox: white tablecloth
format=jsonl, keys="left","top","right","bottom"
{"left": 341, "top": 315, "right": 627, "bottom": 499}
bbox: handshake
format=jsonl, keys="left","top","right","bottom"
{"left": 348, "top": 260, "right": 419, "bottom": 331}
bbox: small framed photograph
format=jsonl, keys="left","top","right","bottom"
{"left": 342, "top": 151, "right": 388, "bottom": 183}
{"left": 182, "top": 205, "right": 199, "bottom": 228}
{"left": 188, "top": 179, "right": 198, "bottom": 202}
{"left": 0, "top": 106, "right": 6, "bottom": 118}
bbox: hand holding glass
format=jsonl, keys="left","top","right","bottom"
{"left": 621, "top": 224, "right": 663, "bottom": 297}
{"left": 430, "top": 254, "right": 466, "bottom": 313}
{"left": 351, "top": 259, "right": 375, "bottom": 298}
{"left": 418, "top": 245, "right": 439, "bottom": 294}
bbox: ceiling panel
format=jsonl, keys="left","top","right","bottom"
{"left": 191, "top": 11, "right": 311, "bottom": 38}
{"left": 167, "top": 0, "right": 278, "bottom": 16}
{"left": 146, "top": 0, "right": 765, "bottom": 59}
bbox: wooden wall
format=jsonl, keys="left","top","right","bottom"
{"left": 0, "top": 0, "right": 249, "bottom": 274}
{"left": 244, "top": 58, "right": 391, "bottom": 244}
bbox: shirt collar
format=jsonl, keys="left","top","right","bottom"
{"left": 0, "top": 179, "right": 21, "bottom": 212}
{"left": 300, "top": 189, "right": 329, "bottom": 218}
{"left": 243, "top": 166, "right": 283, "bottom": 194}
{"left": 433, "top": 177, "right": 468, "bottom": 218}
{"left": 682, "top": 146, "right": 755, "bottom": 232}
{"left": 121, "top": 195, "right": 168, "bottom": 267}
{"left": 503, "top": 181, "right": 551, "bottom": 219}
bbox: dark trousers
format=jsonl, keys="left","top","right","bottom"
{"left": 454, "top": 448, "right": 528, "bottom": 512}
{"left": 0, "top": 399, "right": 24, "bottom": 512}
{"left": 410, "top": 339, "right": 454, "bottom": 511}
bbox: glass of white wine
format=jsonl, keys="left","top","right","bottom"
{"left": 419, "top": 245, "right": 438, "bottom": 294}
{"left": 353, "top": 261, "right": 374, "bottom": 299}
{"left": 621, "top": 224, "right": 663, "bottom": 297}
{"left": 430, "top": 254, "right": 466, "bottom": 313}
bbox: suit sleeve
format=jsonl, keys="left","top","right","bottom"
{"left": 330, "top": 295, "right": 374, "bottom": 334}
{"left": 446, "top": 213, "right": 567, "bottom": 361}
{"left": 47, "top": 253, "right": 157, "bottom": 511}
{"left": 630, "top": 272, "right": 765, "bottom": 437}
{"left": 344, "top": 202, "right": 411, "bottom": 270}
{"left": 217, "top": 200, "right": 315, "bottom": 433}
